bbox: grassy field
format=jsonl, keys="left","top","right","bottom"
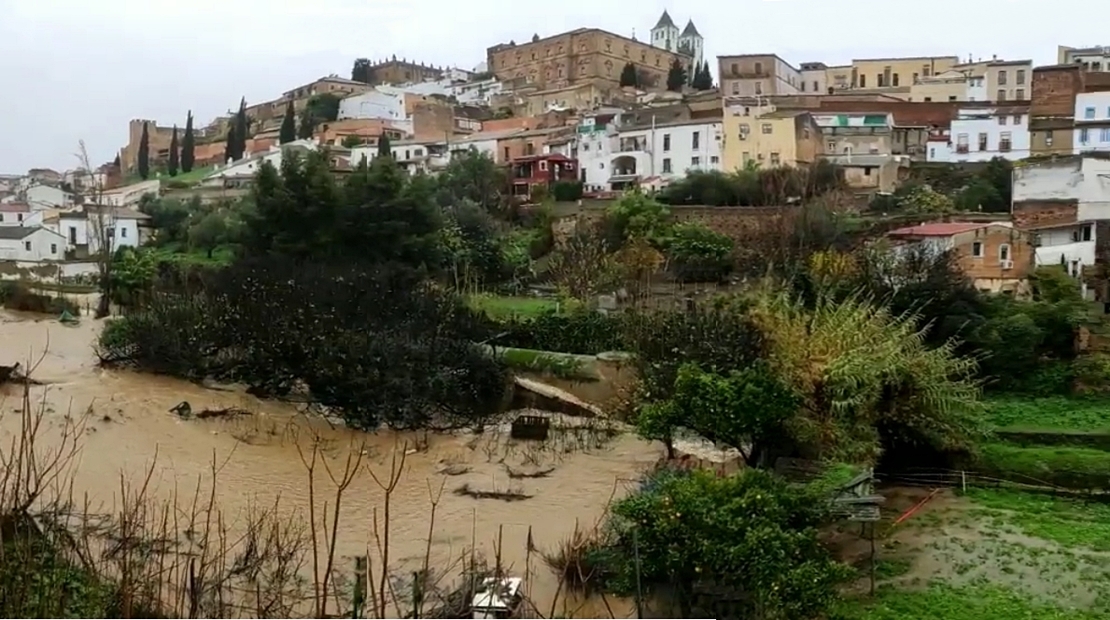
{"left": 160, "top": 165, "right": 215, "bottom": 187}
{"left": 467, "top": 293, "right": 560, "bottom": 319}
{"left": 833, "top": 487, "right": 1110, "bottom": 619}
{"left": 984, "top": 396, "right": 1110, "bottom": 433}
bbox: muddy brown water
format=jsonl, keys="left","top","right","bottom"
{"left": 0, "top": 309, "right": 658, "bottom": 616}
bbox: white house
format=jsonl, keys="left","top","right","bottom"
{"left": 576, "top": 112, "right": 620, "bottom": 190}
{"left": 50, "top": 207, "right": 151, "bottom": 255}
{"left": 0, "top": 203, "right": 31, "bottom": 226}
{"left": 337, "top": 88, "right": 408, "bottom": 123}
{"left": 348, "top": 139, "right": 452, "bottom": 175}
{"left": 1073, "top": 91, "right": 1110, "bottom": 154}
{"left": 22, "top": 183, "right": 72, "bottom": 209}
{"left": 202, "top": 140, "right": 318, "bottom": 187}
{"left": 611, "top": 118, "right": 722, "bottom": 186}
{"left": 97, "top": 179, "right": 159, "bottom": 208}
{"left": 0, "top": 227, "right": 67, "bottom": 261}
{"left": 1012, "top": 155, "right": 1110, "bottom": 281}
{"left": 945, "top": 106, "right": 1030, "bottom": 162}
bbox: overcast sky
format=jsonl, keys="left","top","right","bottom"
{"left": 0, "top": 0, "right": 1099, "bottom": 173}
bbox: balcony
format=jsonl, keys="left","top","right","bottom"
{"left": 614, "top": 137, "right": 650, "bottom": 154}
{"left": 956, "top": 145, "right": 969, "bottom": 154}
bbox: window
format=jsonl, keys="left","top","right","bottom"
{"left": 754, "top": 61, "right": 763, "bottom": 74}
{"left": 770, "top": 152, "right": 781, "bottom": 166}
{"left": 1101, "top": 128, "right": 1110, "bottom": 142}
{"left": 1081, "top": 128, "right": 1090, "bottom": 144}
{"left": 948, "top": 95, "right": 957, "bottom": 102}
{"left": 1086, "top": 107, "right": 1097, "bottom": 120}
{"left": 912, "top": 72, "right": 919, "bottom": 83}
{"left": 731, "top": 63, "right": 738, "bottom": 75}
{"left": 930, "top": 147, "right": 935, "bottom": 159}
{"left": 742, "top": 151, "right": 751, "bottom": 165}
{"left": 1083, "top": 224, "right": 1094, "bottom": 241}
{"left": 121, "top": 227, "right": 128, "bottom": 238}
{"left": 1013, "top": 114, "right": 1023, "bottom": 124}
{"left": 23, "top": 241, "right": 30, "bottom": 252}
{"left": 754, "top": 81, "right": 763, "bottom": 94}
{"left": 812, "top": 81, "right": 818, "bottom": 91}
{"left": 996, "top": 89, "right": 1006, "bottom": 101}
{"left": 503, "top": 146, "right": 510, "bottom": 160}
{"left": 1017, "top": 69, "right": 1026, "bottom": 85}
{"left": 956, "top": 133, "right": 969, "bottom": 154}
{"left": 68, "top": 227, "right": 76, "bottom": 244}
{"left": 17, "top": 213, "right": 23, "bottom": 222}
{"left": 1016, "top": 88, "right": 1024, "bottom": 100}
{"left": 691, "top": 156, "right": 701, "bottom": 167}
{"left": 761, "top": 123, "right": 773, "bottom": 134}
{"left": 827, "top": 141, "right": 836, "bottom": 152}
{"left": 924, "top": 97, "right": 933, "bottom": 102}
{"left": 859, "top": 74, "right": 866, "bottom": 88}
{"left": 922, "top": 64, "right": 931, "bottom": 77}
{"left": 1045, "top": 130, "right": 1055, "bottom": 147}
{"left": 692, "top": 131, "right": 700, "bottom": 149}
{"left": 107, "top": 227, "right": 115, "bottom": 238}
{"left": 999, "top": 116, "right": 1007, "bottom": 125}
{"left": 50, "top": 244, "right": 56, "bottom": 254}
{"left": 999, "top": 244, "right": 1011, "bottom": 262}
{"left": 892, "top": 73, "right": 900, "bottom": 86}
{"left": 663, "top": 134, "right": 671, "bottom": 151}
{"left": 998, "top": 70, "right": 1008, "bottom": 85}
{"left": 972, "top": 241, "right": 984, "bottom": 257}
{"left": 710, "top": 155, "right": 719, "bottom": 164}
{"left": 739, "top": 123, "right": 750, "bottom": 139}
{"left": 999, "top": 131, "right": 1012, "bottom": 152}
{"left": 978, "top": 132, "right": 988, "bottom": 151}
{"left": 662, "top": 158, "right": 672, "bottom": 173}
{"left": 731, "top": 82, "right": 740, "bottom": 95}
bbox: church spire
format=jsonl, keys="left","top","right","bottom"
{"left": 653, "top": 10, "right": 676, "bottom": 30}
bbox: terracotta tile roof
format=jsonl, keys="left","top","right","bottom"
{"left": 0, "top": 203, "right": 30, "bottom": 212}
{"left": 887, "top": 222, "right": 987, "bottom": 237}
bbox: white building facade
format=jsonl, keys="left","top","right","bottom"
{"left": 943, "top": 106, "right": 1030, "bottom": 162}
{"left": 1073, "top": 92, "right": 1110, "bottom": 154}
{"left": 575, "top": 113, "right": 618, "bottom": 190}
{"left": 612, "top": 119, "right": 722, "bottom": 184}
{"left": 337, "top": 89, "right": 407, "bottom": 123}
{"left": 0, "top": 227, "right": 67, "bottom": 261}
{"left": 649, "top": 11, "right": 704, "bottom": 71}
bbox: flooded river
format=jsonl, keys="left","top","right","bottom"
{"left": 0, "top": 309, "right": 661, "bottom": 616}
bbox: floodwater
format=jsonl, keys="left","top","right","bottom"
{"left": 0, "top": 309, "right": 661, "bottom": 617}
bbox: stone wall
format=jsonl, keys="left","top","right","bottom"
{"left": 552, "top": 204, "right": 797, "bottom": 246}
{"left": 1012, "top": 199, "right": 1078, "bottom": 229}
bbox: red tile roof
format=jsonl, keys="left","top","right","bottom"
{"left": 0, "top": 202, "right": 30, "bottom": 212}
{"left": 887, "top": 222, "right": 986, "bottom": 237}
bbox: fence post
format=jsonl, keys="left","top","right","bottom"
{"left": 961, "top": 470, "right": 967, "bottom": 493}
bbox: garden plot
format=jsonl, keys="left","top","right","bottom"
{"left": 835, "top": 487, "right": 1110, "bottom": 619}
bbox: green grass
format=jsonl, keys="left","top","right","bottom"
{"left": 148, "top": 245, "right": 235, "bottom": 267}
{"left": 498, "top": 347, "right": 594, "bottom": 381}
{"left": 834, "top": 487, "right": 1110, "bottom": 619}
{"left": 984, "top": 396, "right": 1110, "bottom": 433}
{"left": 160, "top": 165, "right": 215, "bottom": 187}
{"left": 977, "top": 442, "right": 1110, "bottom": 489}
{"left": 468, "top": 293, "right": 560, "bottom": 319}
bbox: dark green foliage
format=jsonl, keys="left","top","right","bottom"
{"left": 601, "top": 468, "right": 852, "bottom": 619}
{"left": 0, "top": 281, "right": 79, "bottom": 315}
{"left": 658, "top": 162, "right": 844, "bottom": 206}
{"left": 666, "top": 58, "right": 687, "bottom": 92}
{"left": 279, "top": 101, "right": 296, "bottom": 144}
{"left": 494, "top": 307, "right": 626, "bottom": 355}
{"left": 296, "top": 110, "right": 315, "bottom": 140}
{"left": 434, "top": 149, "right": 506, "bottom": 213}
{"left": 180, "top": 111, "right": 195, "bottom": 173}
{"left": 550, "top": 180, "right": 584, "bottom": 202}
{"left": 167, "top": 125, "right": 179, "bottom": 176}
{"left": 351, "top": 57, "right": 373, "bottom": 83}
{"left": 137, "top": 122, "right": 150, "bottom": 179}
{"left": 223, "top": 126, "right": 236, "bottom": 163}
{"left": 304, "top": 93, "right": 341, "bottom": 124}
{"left": 619, "top": 62, "right": 639, "bottom": 88}
{"left": 377, "top": 133, "right": 392, "bottom": 159}
{"left": 96, "top": 259, "right": 508, "bottom": 430}
{"left": 666, "top": 222, "right": 734, "bottom": 282}
{"left": 691, "top": 61, "right": 713, "bottom": 90}
{"left": 233, "top": 97, "right": 249, "bottom": 160}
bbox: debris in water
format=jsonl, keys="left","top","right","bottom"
{"left": 453, "top": 483, "right": 533, "bottom": 502}
{"left": 437, "top": 464, "right": 471, "bottom": 476}
{"left": 504, "top": 464, "right": 556, "bottom": 479}
{"left": 170, "top": 401, "right": 251, "bottom": 420}
{"left": 0, "top": 362, "right": 44, "bottom": 386}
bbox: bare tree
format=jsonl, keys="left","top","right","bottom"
{"left": 77, "top": 140, "right": 117, "bottom": 318}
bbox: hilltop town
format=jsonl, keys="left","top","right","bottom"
{"left": 7, "top": 16, "right": 1110, "bottom": 620}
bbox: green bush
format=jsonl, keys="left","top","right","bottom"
{"left": 495, "top": 307, "right": 626, "bottom": 355}
{"left": 0, "top": 281, "right": 79, "bottom": 315}
{"left": 665, "top": 221, "right": 734, "bottom": 283}
{"left": 976, "top": 442, "right": 1110, "bottom": 489}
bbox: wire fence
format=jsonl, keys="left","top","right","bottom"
{"left": 876, "top": 466, "right": 1110, "bottom": 499}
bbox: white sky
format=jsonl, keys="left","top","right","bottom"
{"left": 0, "top": 0, "right": 1098, "bottom": 172}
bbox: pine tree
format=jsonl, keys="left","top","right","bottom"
{"left": 619, "top": 62, "right": 639, "bottom": 88}
{"left": 167, "top": 125, "right": 179, "bottom": 176}
{"left": 233, "top": 98, "right": 249, "bottom": 160}
{"left": 377, "top": 133, "right": 392, "bottom": 159}
{"left": 279, "top": 101, "right": 296, "bottom": 144}
{"left": 666, "top": 59, "right": 687, "bottom": 92}
{"left": 137, "top": 122, "right": 150, "bottom": 180}
{"left": 181, "top": 111, "right": 196, "bottom": 173}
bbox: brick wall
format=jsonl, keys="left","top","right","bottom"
{"left": 1012, "top": 200, "right": 1078, "bottom": 229}
{"left": 1031, "top": 66, "right": 1082, "bottom": 118}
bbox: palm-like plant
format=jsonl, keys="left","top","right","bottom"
{"left": 747, "top": 286, "right": 984, "bottom": 464}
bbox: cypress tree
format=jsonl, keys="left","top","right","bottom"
{"left": 619, "top": 62, "right": 639, "bottom": 88}
{"left": 232, "top": 98, "right": 249, "bottom": 160}
{"left": 377, "top": 133, "right": 392, "bottom": 159}
{"left": 297, "top": 111, "right": 315, "bottom": 140}
{"left": 666, "top": 58, "right": 688, "bottom": 92}
{"left": 224, "top": 126, "right": 236, "bottom": 163}
{"left": 137, "top": 122, "right": 150, "bottom": 180}
{"left": 181, "top": 111, "right": 196, "bottom": 173}
{"left": 692, "top": 61, "right": 714, "bottom": 90}
{"left": 279, "top": 101, "right": 296, "bottom": 144}
{"left": 167, "top": 125, "right": 179, "bottom": 176}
